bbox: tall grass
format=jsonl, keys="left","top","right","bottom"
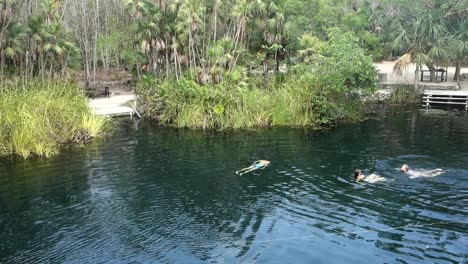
{"left": 136, "top": 73, "right": 366, "bottom": 130}
{"left": 0, "top": 81, "right": 109, "bottom": 158}
{"left": 388, "top": 84, "right": 421, "bottom": 104}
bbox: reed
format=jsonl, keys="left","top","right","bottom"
{"left": 388, "top": 84, "right": 421, "bottom": 104}
{"left": 0, "top": 81, "right": 109, "bottom": 158}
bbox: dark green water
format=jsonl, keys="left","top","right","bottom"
{"left": 1, "top": 106, "right": 467, "bottom": 263}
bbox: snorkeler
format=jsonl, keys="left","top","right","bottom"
{"left": 354, "top": 168, "right": 386, "bottom": 183}
{"left": 236, "top": 160, "right": 271, "bottom": 175}
{"left": 400, "top": 164, "right": 444, "bottom": 178}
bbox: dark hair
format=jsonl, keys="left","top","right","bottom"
{"left": 354, "top": 169, "right": 361, "bottom": 180}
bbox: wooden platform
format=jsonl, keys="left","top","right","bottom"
{"left": 89, "top": 95, "right": 139, "bottom": 117}
{"left": 379, "top": 81, "right": 460, "bottom": 91}
{"left": 93, "top": 106, "right": 135, "bottom": 117}
{"left": 423, "top": 90, "right": 468, "bottom": 110}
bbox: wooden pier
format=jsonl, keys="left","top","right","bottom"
{"left": 423, "top": 90, "right": 468, "bottom": 110}
{"left": 89, "top": 95, "right": 140, "bottom": 117}
{"left": 93, "top": 105, "right": 136, "bottom": 117}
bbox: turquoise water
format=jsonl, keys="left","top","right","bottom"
{"left": 0, "top": 106, "right": 467, "bottom": 263}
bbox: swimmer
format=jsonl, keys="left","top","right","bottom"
{"left": 354, "top": 169, "right": 365, "bottom": 182}
{"left": 236, "top": 160, "right": 271, "bottom": 175}
{"left": 354, "top": 168, "right": 386, "bottom": 183}
{"left": 400, "top": 164, "right": 444, "bottom": 178}
{"left": 400, "top": 164, "right": 410, "bottom": 173}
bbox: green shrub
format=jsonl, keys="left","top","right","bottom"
{"left": 136, "top": 75, "right": 368, "bottom": 129}
{"left": 0, "top": 81, "right": 109, "bottom": 158}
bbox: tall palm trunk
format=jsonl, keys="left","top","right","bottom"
{"left": 414, "top": 64, "right": 420, "bottom": 90}
{"left": 93, "top": 0, "right": 100, "bottom": 85}
{"left": 165, "top": 38, "right": 170, "bottom": 78}
{"left": 0, "top": 31, "right": 3, "bottom": 77}
{"left": 453, "top": 61, "right": 460, "bottom": 85}
{"left": 0, "top": 53, "right": 4, "bottom": 80}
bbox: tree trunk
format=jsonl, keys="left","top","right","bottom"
{"left": 427, "top": 64, "right": 435, "bottom": 82}
{"left": 275, "top": 50, "right": 280, "bottom": 73}
{"left": 116, "top": 53, "right": 120, "bottom": 70}
{"left": 0, "top": 53, "right": 4, "bottom": 80}
{"left": 93, "top": 0, "right": 99, "bottom": 85}
{"left": 414, "top": 64, "right": 420, "bottom": 90}
{"left": 453, "top": 61, "right": 460, "bottom": 82}
{"left": 0, "top": 30, "right": 4, "bottom": 73}
{"left": 165, "top": 39, "right": 169, "bottom": 78}
{"left": 61, "top": 49, "right": 71, "bottom": 77}
{"left": 49, "top": 58, "right": 54, "bottom": 78}
{"left": 173, "top": 46, "right": 179, "bottom": 81}
{"left": 263, "top": 58, "right": 269, "bottom": 86}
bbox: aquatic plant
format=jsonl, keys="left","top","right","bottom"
{"left": 0, "top": 81, "right": 109, "bottom": 158}
{"left": 388, "top": 84, "right": 421, "bottom": 104}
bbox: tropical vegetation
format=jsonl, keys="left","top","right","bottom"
{"left": 0, "top": 81, "right": 108, "bottom": 158}
{"left": 137, "top": 30, "right": 377, "bottom": 128}
{"left": 0, "top": 0, "right": 467, "bottom": 132}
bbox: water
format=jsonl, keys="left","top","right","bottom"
{"left": 1, "top": 106, "right": 467, "bottom": 263}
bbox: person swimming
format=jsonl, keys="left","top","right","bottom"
{"left": 354, "top": 168, "right": 386, "bottom": 183}
{"left": 354, "top": 169, "right": 365, "bottom": 182}
{"left": 400, "top": 164, "right": 443, "bottom": 178}
{"left": 400, "top": 164, "right": 410, "bottom": 173}
{"left": 236, "top": 160, "right": 271, "bottom": 175}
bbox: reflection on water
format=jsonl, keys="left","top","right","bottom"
{"left": 0, "top": 106, "right": 467, "bottom": 263}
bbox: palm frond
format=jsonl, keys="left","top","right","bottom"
{"left": 393, "top": 53, "right": 412, "bottom": 75}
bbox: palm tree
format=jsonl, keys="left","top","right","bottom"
{"left": 392, "top": 14, "right": 449, "bottom": 88}
{"left": 42, "top": 21, "right": 80, "bottom": 77}
{"left": 27, "top": 15, "right": 48, "bottom": 77}
{"left": 0, "top": 0, "right": 23, "bottom": 76}
{"left": 175, "top": 0, "right": 203, "bottom": 76}
{"left": 446, "top": 20, "right": 468, "bottom": 86}
{"left": 207, "top": 37, "right": 234, "bottom": 84}
{"left": 0, "top": 22, "right": 25, "bottom": 73}
{"left": 41, "top": 0, "right": 62, "bottom": 25}
{"left": 297, "top": 33, "right": 324, "bottom": 63}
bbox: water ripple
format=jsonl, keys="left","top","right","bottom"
{"left": 1, "top": 108, "right": 468, "bottom": 263}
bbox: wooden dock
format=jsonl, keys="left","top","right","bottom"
{"left": 93, "top": 106, "right": 135, "bottom": 117}
{"left": 423, "top": 90, "right": 468, "bottom": 110}
{"left": 89, "top": 95, "right": 140, "bottom": 117}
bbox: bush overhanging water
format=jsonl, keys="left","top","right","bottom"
{"left": 0, "top": 81, "right": 109, "bottom": 158}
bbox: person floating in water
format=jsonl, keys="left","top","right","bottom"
{"left": 400, "top": 164, "right": 410, "bottom": 173}
{"left": 236, "top": 160, "right": 271, "bottom": 175}
{"left": 354, "top": 169, "right": 386, "bottom": 183}
{"left": 400, "top": 164, "right": 444, "bottom": 178}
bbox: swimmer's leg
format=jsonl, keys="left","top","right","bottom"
{"left": 236, "top": 166, "right": 254, "bottom": 175}
{"left": 239, "top": 167, "right": 257, "bottom": 176}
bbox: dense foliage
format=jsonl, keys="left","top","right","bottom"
{"left": 0, "top": 81, "right": 108, "bottom": 158}
{"left": 0, "top": 0, "right": 466, "bottom": 133}
{"left": 1, "top": 0, "right": 466, "bottom": 84}
{"left": 137, "top": 31, "right": 376, "bottom": 129}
